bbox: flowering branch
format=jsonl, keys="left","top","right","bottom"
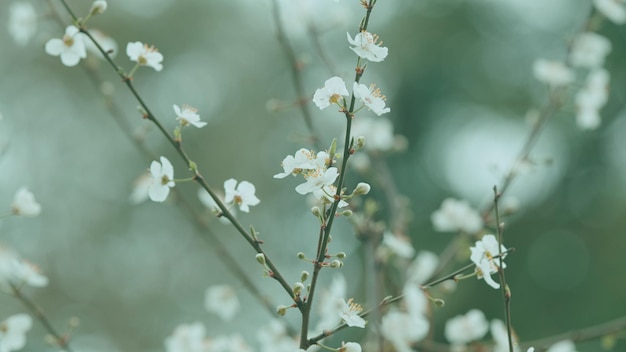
{"left": 52, "top": 0, "right": 301, "bottom": 312}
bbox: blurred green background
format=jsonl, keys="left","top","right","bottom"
{"left": 1, "top": 0, "right": 626, "bottom": 351}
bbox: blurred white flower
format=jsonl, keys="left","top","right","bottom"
{"left": 316, "top": 274, "right": 346, "bottom": 331}
{"left": 353, "top": 82, "right": 390, "bottom": 116}
{"left": 381, "top": 232, "right": 415, "bottom": 259}
{"left": 174, "top": 104, "right": 206, "bottom": 128}
{"left": 381, "top": 310, "right": 429, "bottom": 352}
{"left": 45, "top": 25, "right": 87, "bottom": 67}
{"left": 148, "top": 156, "right": 175, "bottom": 202}
{"left": 8, "top": 2, "right": 37, "bottom": 46}
{"left": 575, "top": 69, "right": 610, "bottom": 130}
{"left": 204, "top": 285, "right": 240, "bottom": 321}
{"left": 0, "top": 247, "right": 48, "bottom": 290}
{"left": 532, "top": 59, "right": 575, "bottom": 86}
{"left": 444, "top": 309, "right": 489, "bottom": 346}
{"left": 257, "top": 320, "right": 298, "bottom": 352}
{"left": 0, "top": 314, "right": 32, "bottom": 352}
{"left": 347, "top": 31, "right": 388, "bottom": 62}
{"left": 126, "top": 41, "right": 163, "bottom": 71}
{"left": 570, "top": 32, "right": 612, "bottom": 68}
{"left": 431, "top": 198, "right": 483, "bottom": 234}
{"left": 207, "top": 334, "right": 252, "bottom": 352}
{"left": 337, "top": 298, "right": 366, "bottom": 328}
{"left": 546, "top": 340, "right": 577, "bottom": 352}
{"left": 470, "top": 234, "right": 507, "bottom": 289}
{"left": 313, "top": 77, "right": 349, "bottom": 110}
{"left": 491, "top": 319, "right": 520, "bottom": 352}
{"left": 351, "top": 116, "right": 395, "bottom": 151}
{"left": 407, "top": 251, "right": 439, "bottom": 284}
{"left": 129, "top": 172, "right": 151, "bottom": 204}
{"left": 339, "top": 342, "right": 361, "bottom": 352}
{"left": 593, "top": 0, "right": 626, "bottom": 24}
{"left": 164, "top": 322, "right": 208, "bottom": 352}
{"left": 224, "top": 179, "right": 260, "bottom": 213}
{"left": 198, "top": 189, "right": 235, "bottom": 223}
{"left": 11, "top": 187, "right": 41, "bottom": 217}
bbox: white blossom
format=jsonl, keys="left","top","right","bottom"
{"left": 8, "top": 2, "right": 37, "bottom": 46}
{"left": 0, "top": 314, "right": 32, "bottom": 352}
{"left": 174, "top": 104, "right": 206, "bottom": 128}
{"left": 11, "top": 187, "right": 41, "bottom": 217}
{"left": 224, "top": 179, "right": 260, "bottom": 213}
{"left": 381, "top": 232, "right": 415, "bottom": 259}
{"left": 431, "top": 198, "right": 483, "bottom": 234}
{"left": 164, "top": 322, "right": 208, "bottom": 352}
{"left": 126, "top": 41, "right": 163, "bottom": 71}
{"left": 533, "top": 59, "right": 575, "bottom": 87}
{"left": 347, "top": 31, "right": 388, "bottom": 62}
{"left": 593, "top": 0, "right": 626, "bottom": 24}
{"left": 444, "top": 309, "right": 489, "bottom": 346}
{"left": 45, "top": 25, "right": 87, "bottom": 67}
{"left": 470, "top": 234, "right": 508, "bottom": 289}
{"left": 313, "top": 77, "right": 349, "bottom": 110}
{"left": 204, "top": 285, "right": 240, "bottom": 322}
{"left": 575, "top": 69, "right": 610, "bottom": 130}
{"left": 570, "top": 32, "right": 612, "bottom": 68}
{"left": 353, "top": 82, "right": 390, "bottom": 116}
{"left": 381, "top": 310, "right": 429, "bottom": 352}
{"left": 148, "top": 156, "right": 175, "bottom": 202}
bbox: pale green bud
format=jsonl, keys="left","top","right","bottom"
{"left": 255, "top": 253, "right": 266, "bottom": 265}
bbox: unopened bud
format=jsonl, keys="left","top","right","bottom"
{"left": 353, "top": 182, "right": 371, "bottom": 196}
{"left": 296, "top": 252, "right": 306, "bottom": 260}
{"left": 340, "top": 210, "right": 353, "bottom": 217}
{"left": 300, "top": 271, "right": 310, "bottom": 282}
{"left": 255, "top": 253, "right": 266, "bottom": 265}
{"left": 356, "top": 136, "right": 366, "bottom": 149}
{"left": 336, "top": 252, "right": 346, "bottom": 259}
{"left": 276, "top": 305, "right": 288, "bottom": 316}
{"left": 311, "top": 206, "right": 321, "bottom": 217}
{"left": 293, "top": 282, "right": 305, "bottom": 295}
{"left": 330, "top": 260, "right": 343, "bottom": 268}
{"left": 433, "top": 298, "right": 445, "bottom": 307}
{"left": 90, "top": 0, "right": 107, "bottom": 15}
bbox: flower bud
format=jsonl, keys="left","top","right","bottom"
{"left": 90, "top": 0, "right": 107, "bottom": 15}
{"left": 311, "top": 206, "right": 321, "bottom": 217}
{"left": 340, "top": 210, "right": 353, "bottom": 217}
{"left": 330, "top": 260, "right": 343, "bottom": 268}
{"left": 293, "top": 282, "right": 305, "bottom": 295}
{"left": 356, "top": 136, "right": 366, "bottom": 149}
{"left": 255, "top": 253, "right": 266, "bottom": 265}
{"left": 276, "top": 305, "right": 288, "bottom": 316}
{"left": 336, "top": 252, "right": 346, "bottom": 259}
{"left": 433, "top": 298, "right": 445, "bottom": 307}
{"left": 296, "top": 252, "right": 306, "bottom": 260}
{"left": 300, "top": 271, "right": 310, "bottom": 282}
{"left": 353, "top": 182, "right": 371, "bottom": 196}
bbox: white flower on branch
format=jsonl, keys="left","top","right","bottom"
{"left": 575, "top": 69, "right": 610, "bottom": 130}
{"left": 11, "top": 187, "right": 41, "bottom": 217}
{"left": 126, "top": 41, "right": 163, "bottom": 71}
{"left": 0, "top": 314, "right": 32, "bottom": 352}
{"left": 174, "top": 104, "right": 206, "bottom": 128}
{"left": 0, "top": 247, "right": 48, "bottom": 290}
{"left": 273, "top": 148, "right": 318, "bottom": 179}
{"left": 353, "top": 82, "right": 390, "bottom": 116}
{"left": 570, "top": 32, "right": 612, "bottom": 69}
{"left": 45, "top": 25, "right": 87, "bottom": 67}
{"left": 532, "top": 59, "right": 575, "bottom": 87}
{"left": 224, "top": 179, "right": 260, "bottom": 213}
{"left": 337, "top": 298, "right": 366, "bottom": 328}
{"left": 313, "top": 76, "right": 349, "bottom": 110}
{"left": 148, "top": 156, "right": 175, "bottom": 202}
{"left": 347, "top": 31, "right": 388, "bottom": 62}
{"left": 444, "top": 309, "right": 489, "bottom": 346}
{"left": 470, "top": 234, "right": 508, "bottom": 289}
{"left": 593, "top": 0, "right": 626, "bottom": 25}
{"left": 339, "top": 342, "right": 362, "bottom": 352}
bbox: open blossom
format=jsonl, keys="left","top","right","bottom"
{"left": 470, "top": 234, "right": 508, "bottom": 289}
{"left": 381, "top": 232, "right": 415, "bottom": 259}
{"left": 337, "top": 298, "right": 366, "bottom": 328}
{"left": 313, "top": 76, "right": 349, "bottom": 109}
{"left": 570, "top": 32, "right": 612, "bottom": 68}
{"left": 533, "top": 59, "right": 575, "bottom": 86}
{"left": 381, "top": 309, "right": 429, "bottom": 352}
{"left": 593, "top": 0, "right": 626, "bottom": 24}
{"left": 0, "top": 247, "right": 48, "bottom": 290}
{"left": 204, "top": 285, "right": 240, "bottom": 321}
{"left": 347, "top": 31, "right": 388, "bottom": 62}
{"left": 339, "top": 342, "right": 362, "bottom": 352}
{"left": 295, "top": 167, "right": 339, "bottom": 197}
{"left": 353, "top": 82, "right": 390, "bottom": 116}
{"left": 126, "top": 41, "right": 163, "bottom": 71}
{"left": 164, "top": 322, "right": 208, "bottom": 352}
{"left": 0, "top": 314, "right": 32, "bottom": 352}
{"left": 45, "top": 25, "right": 87, "bottom": 67}
{"left": 274, "top": 149, "right": 318, "bottom": 178}
{"left": 431, "top": 198, "right": 483, "bottom": 234}
{"left": 224, "top": 179, "right": 260, "bottom": 213}
{"left": 576, "top": 69, "right": 610, "bottom": 130}
{"left": 8, "top": 2, "right": 37, "bottom": 46}
{"left": 148, "top": 156, "right": 175, "bottom": 202}
{"left": 11, "top": 187, "right": 41, "bottom": 217}
{"left": 174, "top": 104, "right": 206, "bottom": 128}
{"left": 444, "top": 309, "right": 489, "bottom": 346}
{"left": 491, "top": 319, "right": 520, "bottom": 352}
{"left": 316, "top": 274, "right": 347, "bottom": 331}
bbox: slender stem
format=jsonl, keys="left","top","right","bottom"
{"left": 55, "top": 0, "right": 300, "bottom": 312}
{"left": 10, "top": 284, "right": 74, "bottom": 352}
{"left": 493, "top": 186, "right": 514, "bottom": 352}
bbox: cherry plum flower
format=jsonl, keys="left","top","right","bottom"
{"left": 470, "top": 234, "right": 508, "bottom": 289}
{"left": 431, "top": 198, "right": 483, "bottom": 234}
{"left": 444, "top": 309, "right": 489, "bottom": 346}
{"left": 204, "top": 285, "right": 240, "bottom": 321}
{"left": 274, "top": 148, "right": 318, "bottom": 178}
{"left": 337, "top": 298, "right": 366, "bottom": 328}
{"left": 347, "top": 31, "right": 388, "bottom": 62}
{"left": 45, "top": 25, "right": 87, "bottom": 67}
{"left": 11, "top": 187, "right": 41, "bottom": 217}
{"left": 570, "top": 32, "right": 612, "bottom": 68}
{"left": 174, "top": 104, "right": 206, "bottom": 128}
{"left": 532, "top": 59, "right": 575, "bottom": 87}
{"left": 313, "top": 76, "right": 349, "bottom": 109}
{"left": 353, "top": 82, "right": 390, "bottom": 116}
{"left": 126, "top": 41, "right": 163, "bottom": 71}
{"left": 224, "top": 179, "right": 260, "bottom": 213}
{"left": 8, "top": 2, "right": 37, "bottom": 46}
{"left": 148, "top": 156, "right": 175, "bottom": 202}
{"left": 0, "top": 314, "right": 32, "bottom": 352}
{"left": 593, "top": 0, "right": 626, "bottom": 24}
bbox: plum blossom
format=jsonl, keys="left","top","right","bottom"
{"left": 470, "top": 234, "right": 508, "bottom": 289}
{"left": 444, "top": 309, "right": 489, "bottom": 346}
{"left": 313, "top": 76, "right": 349, "bottom": 110}
{"left": 575, "top": 69, "right": 610, "bottom": 130}
{"left": 45, "top": 25, "right": 87, "bottom": 67}
{"left": 316, "top": 274, "right": 347, "bottom": 331}
{"left": 339, "top": 342, "right": 362, "bottom": 352}
{"left": 381, "top": 309, "right": 429, "bottom": 352}
{"left": 353, "top": 82, "right": 390, "bottom": 116}
{"left": 380, "top": 232, "right": 415, "bottom": 259}
{"left": 347, "top": 31, "right": 388, "bottom": 62}
{"left": 224, "top": 179, "right": 260, "bottom": 213}
{"left": 593, "top": 0, "right": 626, "bottom": 24}
{"left": 0, "top": 247, "right": 48, "bottom": 290}
{"left": 8, "top": 2, "right": 37, "bottom": 46}
{"left": 546, "top": 340, "right": 577, "bottom": 352}
{"left": 174, "top": 104, "right": 206, "bottom": 128}
{"left": 533, "top": 59, "right": 575, "bottom": 87}
{"left": 570, "top": 32, "right": 612, "bottom": 68}
{"left": 126, "top": 41, "right": 163, "bottom": 71}
{"left": 491, "top": 319, "right": 520, "bottom": 352}
{"left": 256, "top": 319, "right": 299, "bottom": 352}
{"left": 204, "top": 285, "right": 240, "bottom": 321}
{"left": 84, "top": 29, "right": 118, "bottom": 59}
{"left": 0, "top": 314, "right": 32, "bottom": 352}
{"left": 337, "top": 298, "right": 366, "bottom": 328}
{"left": 148, "top": 156, "right": 175, "bottom": 202}
{"left": 273, "top": 148, "right": 317, "bottom": 178}
{"left": 164, "top": 322, "right": 208, "bottom": 352}
{"left": 11, "top": 187, "right": 41, "bottom": 217}
{"left": 431, "top": 198, "right": 483, "bottom": 234}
